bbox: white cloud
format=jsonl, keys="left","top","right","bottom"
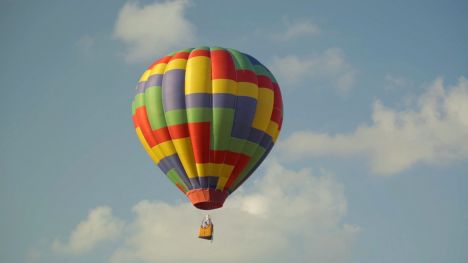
{"left": 102, "top": 161, "right": 358, "bottom": 263}
{"left": 52, "top": 206, "right": 124, "bottom": 254}
{"left": 271, "top": 48, "right": 357, "bottom": 93}
{"left": 272, "top": 19, "right": 320, "bottom": 41}
{"left": 113, "top": 0, "right": 195, "bottom": 63}
{"left": 279, "top": 77, "right": 468, "bottom": 175}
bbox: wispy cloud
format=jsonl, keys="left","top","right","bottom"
{"left": 51, "top": 206, "right": 124, "bottom": 254}
{"left": 271, "top": 48, "right": 357, "bottom": 93}
{"left": 25, "top": 246, "right": 42, "bottom": 263}
{"left": 272, "top": 19, "right": 320, "bottom": 42}
{"left": 385, "top": 74, "right": 409, "bottom": 90}
{"left": 113, "top": 0, "right": 195, "bottom": 63}
{"left": 75, "top": 35, "right": 95, "bottom": 55}
{"left": 279, "top": 77, "right": 468, "bottom": 175}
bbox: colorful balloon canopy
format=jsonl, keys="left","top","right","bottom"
{"left": 131, "top": 47, "right": 283, "bottom": 210}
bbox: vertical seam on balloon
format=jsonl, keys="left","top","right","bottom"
{"left": 234, "top": 70, "right": 284, "bottom": 192}
{"left": 229, "top": 60, "right": 275, "bottom": 192}
{"left": 222, "top": 49, "right": 250, "bottom": 191}
{"left": 215, "top": 48, "right": 239, "bottom": 191}
{"left": 152, "top": 55, "right": 193, "bottom": 191}
{"left": 161, "top": 50, "right": 195, "bottom": 190}
{"left": 134, "top": 63, "right": 191, "bottom": 192}
{"left": 234, "top": 69, "right": 284, "bottom": 191}
{"left": 231, "top": 76, "right": 283, "bottom": 192}
{"left": 209, "top": 47, "right": 218, "bottom": 188}
{"left": 185, "top": 47, "right": 203, "bottom": 188}
{"left": 223, "top": 50, "right": 259, "bottom": 192}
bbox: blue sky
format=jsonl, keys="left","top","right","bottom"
{"left": 1, "top": 0, "right": 467, "bottom": 262}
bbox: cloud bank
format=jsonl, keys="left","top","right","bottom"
{"left": 279, "top": 77, "right": 468, "bottom": 175}
{"left": 52, "top": 206, "right": 124, "bottom": 254}
{"left": 52, "top": 162, "right": 359, "bottom": 263}
{"left": 114, "top": 0, "right": 195, "bottom": 63}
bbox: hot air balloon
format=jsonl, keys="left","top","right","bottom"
{"left": 131, "top": 46, "right": 283, "bottom": 215}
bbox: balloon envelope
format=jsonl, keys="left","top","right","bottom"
{"left": 132, "top": 47, "right": 283, "bottom": 210}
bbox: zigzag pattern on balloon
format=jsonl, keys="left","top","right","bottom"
{"left": 132, "top": 47, "right": 283, "bottom": 209}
